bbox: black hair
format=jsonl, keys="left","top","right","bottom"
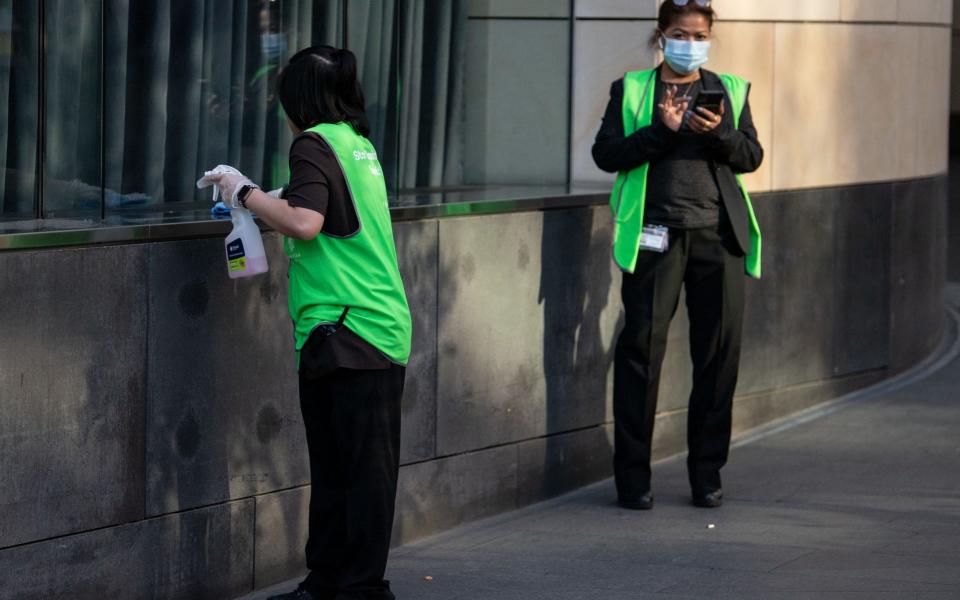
{"left": 648, "top": 1, "right": 716, "bottom": 48}
{"left": 277, "top": 45, "right": 370, "bottom": 137}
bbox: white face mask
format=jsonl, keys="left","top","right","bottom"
{"left": 661, "top": 38, "right": 711, "bottom": 75}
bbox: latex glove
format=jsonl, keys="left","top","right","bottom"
{"left": 196, "top": 164, "right": 241, "bottom": 202}
{"left": 197, "top": 165, "right": 259, "bottom": 207}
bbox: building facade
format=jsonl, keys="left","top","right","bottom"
{"left": 0, "top": 1, "right": 952, "bottom": 598}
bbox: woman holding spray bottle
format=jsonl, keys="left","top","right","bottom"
{"left": 200, "top": 46, "right": 411, "bottom": 600}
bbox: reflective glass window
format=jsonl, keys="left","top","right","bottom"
{"left": 347, "top": 0, "right": 400, "bottom": 193}
{"left": 460, "top": 2, "right": 571, "bottom": 189}
{"left": 98, "top": 0, "right": 342, "bottom": 219}
{"left": 347, "top": 0, "right": 573, "bottom": 196}
{"left": 0, "top": 1, "right": 39, "bottom": 221}
{"left": 2, "top": 0, "right": 576, "bottom": 227}
{"left": 43, "top": 0, "right": 103, "bottom": 219}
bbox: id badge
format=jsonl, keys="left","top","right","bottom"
{"left": 639, "top": 225, "right": 669, "bottom": 253}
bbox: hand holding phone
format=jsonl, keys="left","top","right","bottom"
{"left": 692, "top": 90, "right": 724, "bottom": 113}
{"left": 687, "top": 89, "right": 725, "bottom": 134}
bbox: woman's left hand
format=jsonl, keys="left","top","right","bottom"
{"left": 687, "top": 100, "right": 725, "bottom": 135}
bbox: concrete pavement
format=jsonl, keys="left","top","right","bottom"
{"left": 242, "top": 286, "right": 960, "bottom": 600}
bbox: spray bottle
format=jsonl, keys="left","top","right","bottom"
{"left": 197, "top": 165, "right": 269, "bottom": 279}
{"left": 224, "top": 206, "right": 269, "bottom": 278}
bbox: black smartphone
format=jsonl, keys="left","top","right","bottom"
{"left": 693, "top": 90, "right": 725, "bottom": 113}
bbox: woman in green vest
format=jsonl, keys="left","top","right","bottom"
{"left": 205, "top": 46, "right": 412, "bottom": 600}
{"left": 592, "top": 0, "right": 763, "bottom": 511}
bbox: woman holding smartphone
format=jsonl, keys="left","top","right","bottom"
{"left": 592, "top": 0, "right": 763, "bottom": 511}
{"left": 204, "top": 46, "right": 411, "bottom": 600}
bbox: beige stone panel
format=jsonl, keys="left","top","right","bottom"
{"left": 897, "top": 0, "right": 952, "bottom": 25}
{"left": 893, "top": 26, "right": 928, "bottom": 178}
{"left": 840, "top": 0, "right": 898, "bottom": 22}
{"left": 574, "top": 0, "right": 658, "bottom": 19}
{"left": 902, "top": 23, "right": 950, "bottom": 178}
{"left": 715, "top": 0, "right": 840, "bottom": 22}
{"left": 571, "top": 20, "right": 658, "bottom": 184}
{"left": 468, "top": 0, "right": 570, "bottom": 18}
{"left": 951, "top": 30, "right": 960, "bottom": 112}
{"left": 772, "top": 23, "right": 901, "bottom": 190}
{"left": 892, "top": 26, "right": 921, "bottom": 179}
{"left": 708, "top": 22, "right": 775, "bottom": 193}
{"left": 910, "top": 27, "right": 951, "bottom": 176}
{"left": 893, "top": 26, "right": 950, "bottom": 178}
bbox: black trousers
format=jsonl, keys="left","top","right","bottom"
{"left": 613, "top": 222, "right": 745, "bottom": 498}
{"left": 298, "top": 364, "right": 405, "bottom": 600}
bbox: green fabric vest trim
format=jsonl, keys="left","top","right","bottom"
{"left": 284, "top": 122, "right": 412, "bottom": 364}
{"left": 609, "top": 69, "right": 763, "bottom": 278}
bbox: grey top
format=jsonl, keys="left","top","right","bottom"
{"left": 645, "top": 78, "right": 722, "bottom": 229}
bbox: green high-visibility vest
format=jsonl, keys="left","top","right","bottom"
{"left": 284, "top": 121, "right": 412, "bottom": 365}
{"left": 609, "top": 69, "right": 762, "bottom": 278}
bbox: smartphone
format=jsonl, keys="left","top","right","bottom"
{"left": 693, "top": 90, "right": 725, "bottom": 114}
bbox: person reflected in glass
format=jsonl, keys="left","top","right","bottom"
{"left": 259, "top": 0, "right": 289, "bottom": 67}
{"left": 592, "top": 0, "right": 763, "bottom": 510}
{"left": 203, "top": 46, "right": 411, "bottom": 600}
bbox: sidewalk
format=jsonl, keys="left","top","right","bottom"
{"left": 244, "top": 285, "right": 960, "bottom": 600}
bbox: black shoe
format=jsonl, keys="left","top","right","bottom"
{"left": 618, "top": 492, "right": 654, "bottom": 510}
{"left": 267, "top": 587, "right": 320, "bottom": 600}
{"left": 692, "top": 489, "right": 723, "bottom": 508}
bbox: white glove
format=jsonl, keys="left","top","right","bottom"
{"left": 197, "top": 165, "right": 259, "bottom": 208}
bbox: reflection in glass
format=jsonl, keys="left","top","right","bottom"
{"left": 348, "top": 0, "right": 469, "bottom": 193}
{"left": 460, "top": 4, "right": 571, "bottom": 188}
{"left": 396, "top": 0, "right": 467, "bottom": 191}
{"left": 347, "top": 0, "right": 399, "bottom": 192}
{"left": 351, "top": 0, "right": 572, "bottom": 195}
{"left": 4, "top": 0, "right": 577, "bottom": 226}
{"left": 0, "top": 1, "right": 38, "bottom": 220}
{"left": 43, "top": 0, "right": 103, "bottom": 219}
{"left": 97, "top": 0, "right": 341, "bottom": 217}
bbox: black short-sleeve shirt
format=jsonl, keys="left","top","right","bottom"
{"left": 284, "top": 132, "right": 360, "bottom": 237}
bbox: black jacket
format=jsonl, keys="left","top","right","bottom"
{"left": 592, "top": 67, "right": 764, "bottom": 256}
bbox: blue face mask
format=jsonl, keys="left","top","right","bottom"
{"left": 261, "top": 32, "right": 288, "bottom": 63}
{"left": 662, "top": 38, "right": 711, "bottom": 75}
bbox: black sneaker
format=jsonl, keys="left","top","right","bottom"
{"left": 617, "top": 492, "right": 654, "bottom": 510}
{"left": 267, "top": 587, "right": 321, "bottom": 600}
{"left": 692, "top": 489, "right": 723, "bottom": 508}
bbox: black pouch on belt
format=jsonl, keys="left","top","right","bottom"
{"left": 299, "top": 306, "right": 350, "bottom": 379}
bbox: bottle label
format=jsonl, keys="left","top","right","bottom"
{"left": 227, "top": 238, "right": 247, "bottom": 271}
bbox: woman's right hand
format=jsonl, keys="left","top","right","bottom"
{"left": 658, "top": 85, "right": 689, "bottom": 132}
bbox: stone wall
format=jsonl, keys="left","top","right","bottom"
{"left": 0, "top": 175, "right": 947, "bottom": 598}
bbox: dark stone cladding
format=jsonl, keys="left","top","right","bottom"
{"left": 0, "top": 245, "right": 148, "bottom": 549}
{"left": 950, "top": 113, "right": 960, "bottom": 156}
{"left": 0, "top": 500, "right": 255, "bottom": 599}
{"left": 0, "top": 175, "right": 947, "bottom": 599}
